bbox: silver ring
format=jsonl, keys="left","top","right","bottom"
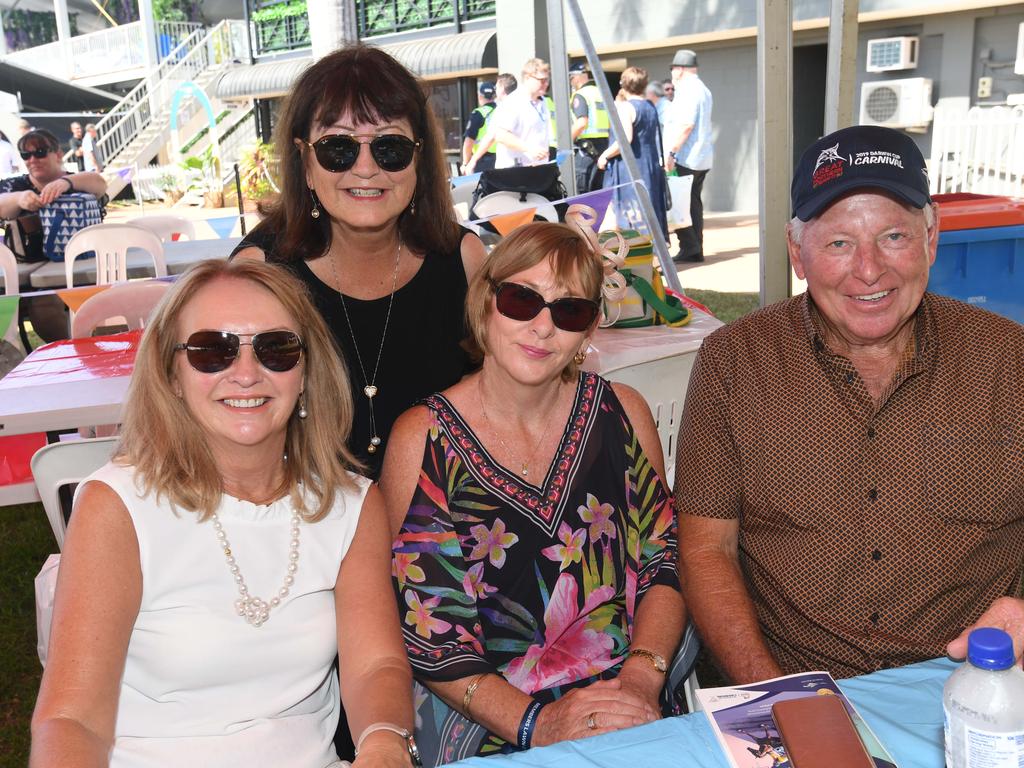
{"left": 586, "top": 712, "right": 597, "bottom": 730}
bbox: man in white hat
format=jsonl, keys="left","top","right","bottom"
{"left": 664, "top": 49, "right": 713, "bottom": 263}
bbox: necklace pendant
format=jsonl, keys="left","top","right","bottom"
{"left": 364, "top": 385, "right": 378, "bottom": 399}
{"left": 367, "top": 435, "right": 381, "bottom": 454}
{"left": 521, "top": 463, "right": 529, "bottom": 477}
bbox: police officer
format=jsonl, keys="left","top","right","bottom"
{"left": 569, "top": 63, "right": 610, "bottom": 192}
{"left": 462, "top": 81, "right": 498, "bottom": 173}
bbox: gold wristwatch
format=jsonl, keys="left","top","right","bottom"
{"left": 629, "top": 648, "right": 668, "bottom": 674}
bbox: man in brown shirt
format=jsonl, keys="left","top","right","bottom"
{"left": 675, "top": 125, "right": 1024, "bottom": 682}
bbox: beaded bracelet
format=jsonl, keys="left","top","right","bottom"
{"left": 462, "top": 673, "right": 488, "bottom": 718}
{"left": 517, "top": 699, "right": 545, "bottom": 749}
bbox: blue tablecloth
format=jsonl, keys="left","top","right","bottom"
{"left": 448, "top": 658, "right": 956, "bottom": 768}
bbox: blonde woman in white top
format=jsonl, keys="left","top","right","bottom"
{"left": 31, "top": 259, "right": 418, "bottom": 768}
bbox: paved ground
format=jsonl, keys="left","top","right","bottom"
{"left": 108, "top": 202, "right": 766, "bottom": 295}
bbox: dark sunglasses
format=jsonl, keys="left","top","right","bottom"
{"left": 20, "top": 148, "right": 51, "bottom": 160}
{"left": 304, "top": 133, "right": 422, "bottom": 173}
{"left": 174, "top": 330, "right": 304, "bottom": 373}
{"left": 492, "top": 281, "right": 599, "bottom": 333}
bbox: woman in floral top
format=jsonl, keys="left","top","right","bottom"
{"left": 381, "top": 220, "right": 688, "bottom": 766}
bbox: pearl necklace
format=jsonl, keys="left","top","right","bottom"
{"left": 213, "top": 508, "right": 300, "bottom": 628}
{"left": 331, "top": 241, "right": 402, "bottom": 455}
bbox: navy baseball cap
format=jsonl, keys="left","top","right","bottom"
{"left": 792, "top": 125, "right": 931, "bottom": 221}
{"left": 479, "top": 81, "right": 496, "bottom": 98}
{"left": 569, "top": 62, "right": 588, "bottom": 75}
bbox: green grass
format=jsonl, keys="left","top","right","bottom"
{"left": 0, "top": 503, "right": 52, "bottom": 765}
{"left": 685, "top": 289, "right": 760, "bottom": 325}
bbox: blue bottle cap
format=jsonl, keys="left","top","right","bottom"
{"left": 967, "top": 627, "right": 1015, "bottom": 670}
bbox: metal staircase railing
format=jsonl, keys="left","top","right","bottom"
{"left": 97, "top": 20, "right": 250, "bottom": 172}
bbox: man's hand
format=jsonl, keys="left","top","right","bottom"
{"left": 531, "top": 146, "right": 549, "bottom": 163}
{"left": 665, "top": 154, "right": 677, "bottom": 173}
{"left": 460, "top": 160, "right": 476, "bottom": 175}
{"left": 947, "top": 596, "right": 1024, "bottom": 666}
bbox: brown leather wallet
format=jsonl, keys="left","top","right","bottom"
{"left": 771, "top": 694, "right": 874, "bottom": 768}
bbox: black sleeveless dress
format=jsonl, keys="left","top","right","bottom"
{"left": 232, "top": 225, "right": 474, "bottom": 478}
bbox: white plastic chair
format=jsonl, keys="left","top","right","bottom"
{"left": 64, "top": 223, "right": 167, "bottom": 288}
{"left": 126, "top": 214, "right": 197, "bottom": 243}
{"left": 31, "top": 436, "right": 118, "bottom": 550}
{"left": 472, "top": 191, "right": 559, "bottom": 224}
{"left": 0, "top": 241, "right": 27, "bottom": 355}
{"left": 71, "top": 280, "right": 170, "bottom": 337}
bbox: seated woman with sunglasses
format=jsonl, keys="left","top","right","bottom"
{"left": 31, "top": 259, "right": 419, "bottom": 768}
{"left": 381, "top": 219, "right": 689, "bottom": 766}
{"left": 231, "top": 45, "right": 486, "bottom": 480}
{"left": 0, "top": 128, "right": 107, "bottom": 220}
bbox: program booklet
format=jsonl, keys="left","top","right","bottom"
{"left": 695, "top": 671, "right": 898, "bottom": 768}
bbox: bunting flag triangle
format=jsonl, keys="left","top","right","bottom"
{"left": 566, "top": 187, "right": 614, "bottom": 230}
{"left": 116, "top": 167, "right": 133, "bottom": 181}
{"left": 207, "top": 216, "right": 238, "bottom": 240}
{"left": 57, "top": 284, "right": 109, "bottom": 314}
{"left": 490, "top": 207, "right": 537, "bottom": 236}
{"left": 0, "top": 295, "right": 19, "bottom": 341}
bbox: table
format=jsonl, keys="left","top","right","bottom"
{"left": 28, "top": 236, "right": 243, "bottom": 289}
{"left": 449, "top": 658, "right": 955, "bottom": 768}
{"left": 0, "top": 315, "right": 722, "bottom": 439}
{"left": 0, "top": 330, "right": 139, "bottom": 437}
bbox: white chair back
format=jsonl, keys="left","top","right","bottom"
{"left": 126, "top": 214, "right": 197, "bottom": 243}
{"left": 31, "top": 436, "right": 118, "bottom": 550}
{"left": 71, "top": 280, "right": 170, "bottom": 337}
{"left": 0, "top": 241, "right": 17, "bottom": 296}
{"left": 64, "top": 224, "right": 167, "bottom": 288}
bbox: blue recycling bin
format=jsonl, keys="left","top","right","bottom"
{"left": 929, "top": 195, "right": 1024, "bottom": 325}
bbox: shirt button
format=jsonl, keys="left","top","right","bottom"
{"left": 868, "top": 487, "right": 878, "bottom": 501}
{"left": 871, "top": 549, "right": 882, "bottom": 561}
{"left": 867, "top": 426, "right": 876, "bottom": 439}
{"left": 870, "top": 612, "right": 880, "bottom": 625}
{"left": 845, "top": 372, "right": 856, "bottom": 384}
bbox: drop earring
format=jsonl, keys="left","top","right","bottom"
{"left": 573, "top": 349, "right": 588, "bottom": 365}
{"left": 309, "top": 189, "right": 320, "bottom": 219}
{"left": 297, "top": 394, "right": 308, "bottom": 419}
{"left": 408, "top": 198, "right": 416, "bottom": 216}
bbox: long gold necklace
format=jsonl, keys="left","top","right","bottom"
{"left": 477, "top": 377, "right": 560, "bottom": 479}
{"left": 330, "top": 241, "right": 402, "bottom": 454}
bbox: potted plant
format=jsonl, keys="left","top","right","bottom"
{"left": 181, "top": 147, "right": 224, "bottom": 208}
{"left": 156, "top": 171, "right": 183, "bottom": 205}
{"left": 236, "top": 140, "right": 277, "bottom": 210}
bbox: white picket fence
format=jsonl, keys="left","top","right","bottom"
{"left": 929, "top": 104, "right": 1024, "bottom": 196}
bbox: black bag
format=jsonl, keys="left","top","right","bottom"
{"left": 3, "top": 213, "right": 46, "bottom": 263}
{"left": 470, "top": 164, "right": 568, "bottom": 226}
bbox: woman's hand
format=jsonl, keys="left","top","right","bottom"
{"left": 531, "top": 678, "right": 659, "bottom": 746}
{"left": 38, "top": 178, "right": 71, "bottom": 205}
{"left": 18, "top": 188, "right": 42, "bottom": 212}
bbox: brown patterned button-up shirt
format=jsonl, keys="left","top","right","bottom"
{"left": 675, "top": 292, "right": 1024, "bottom": 678}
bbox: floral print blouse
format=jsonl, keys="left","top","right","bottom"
{"left": 393, "top": 373, "right": 679, "bottom": 713}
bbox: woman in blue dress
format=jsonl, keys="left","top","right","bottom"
{"left": 598, "top": 67, "right": 669, "bottom": 241}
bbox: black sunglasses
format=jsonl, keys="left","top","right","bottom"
{"left": 20, "top": 148, "right": 51, "bottom": 160}
{"left": 174, "top": 330, "right": 304, "bottom": 374}
{"left": 492, "top": 282, "right": 599, "bottom": 333}
{"left": 304, "top": 133, "right": 422, "bottom": 173}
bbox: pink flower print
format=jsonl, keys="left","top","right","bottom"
{"left": 463, "top": 562, "right": 497, "bottom": 599}
{"left": 394, "top": 552, "right": 426, "bottom": 588}
{"left": 404, "top": 590, "right": 452, "bottom": 639}
{"left": 454, "top": 622, "right": 486, "bottom": 656}
{"left": 541, "top": 522, "right": 586, "bottom": 571}
{"left": 504, "top": 572, "right": 615, "bottom": 694}
{"left": 578, "top": 493, "right": 617, "bottom": 543}
{"left": 467, "top": 518, "right": 519, "bottom": 567}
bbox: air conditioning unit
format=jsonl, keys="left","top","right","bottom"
{"left": 1015, "top": 22, "right": 1024, "bottom": 76}
{"left": 866, "top": 37, "right": 919, "bottom": 72}
{"left": 859, "top": 78, "right": 933, "bottom": 129}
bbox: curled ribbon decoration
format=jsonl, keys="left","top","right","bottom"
{"left": 564, "top": 204, "right": 629, "bottom": 327}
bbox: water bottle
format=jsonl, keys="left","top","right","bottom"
{"left": 943, "top": 627, "right": 1024, "bottom": 768}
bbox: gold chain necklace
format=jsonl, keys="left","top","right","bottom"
{"left": 477, "top": 377, "right": 560, "bottom": 479}
{"left": 330, "top": 241, "right": 402, "bottom": 454}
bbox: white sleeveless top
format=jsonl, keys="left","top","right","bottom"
{"left": 81, "top": 462, "right": 370, "bottom": 768}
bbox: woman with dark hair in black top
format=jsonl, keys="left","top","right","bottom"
{"left": 232, "top": 45, "right": 486, "bottom": 480}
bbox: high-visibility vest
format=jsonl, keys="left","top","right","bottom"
{"left": 471, "top": 103, "right": 497, "bottom": 155}
{"left": 545, "top": 96, "right": 558, "bottom": 149}
{"left": 572, "top": 83, "right": 610, "bottom": 140}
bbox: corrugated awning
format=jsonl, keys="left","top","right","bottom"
{"left": 215, "top": 29, "right": 497, "bottom": 101}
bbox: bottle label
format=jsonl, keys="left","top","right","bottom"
{"left": 944, "top": 704, "right": 1024, "bottom": 768}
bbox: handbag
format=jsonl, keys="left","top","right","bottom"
{"left": 599, "top": 230, "right": 690, "bottom": 328}
{"left": 666, "top": 174, "right": 693, "bottom": 228}
{"left": 38, "top": 192, "right": 103, "bottom": 262}
{"left": 3, "top": 213, "right": 46, "bottom": 263}
{"left": 655, "top": 120, "right": 673, "bottom": 212}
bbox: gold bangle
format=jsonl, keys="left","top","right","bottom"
{"left": 462, "top": 673, "right": 488, "bottom": 718}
